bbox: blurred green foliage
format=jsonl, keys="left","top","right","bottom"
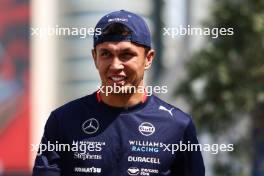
{"left": 175, "top": 0, "right": 264, "bottom": 175}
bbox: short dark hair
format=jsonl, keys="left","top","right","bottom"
{"left": 102, "top": 23, "right": 151, "bottom": 55}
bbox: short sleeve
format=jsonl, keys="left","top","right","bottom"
{"left": 32, "top": 112, "right": 61, "bottom": 176}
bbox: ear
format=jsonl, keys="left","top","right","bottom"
{"left": 92, "top": 48, "right": 98, "bottom": 69}
{"left": 144, "top": 49, "right": 155, "bottom": 70}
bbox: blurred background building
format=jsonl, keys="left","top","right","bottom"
{"left": 0, "top": 0, "right": 263, "bottom": 175}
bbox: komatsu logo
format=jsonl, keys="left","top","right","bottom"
{"left": 138, "top": 122, "right": 155, "bottom": 136}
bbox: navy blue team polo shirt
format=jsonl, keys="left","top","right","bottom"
{"left": 32, "top": 91, "right": 205, "bottom": 176}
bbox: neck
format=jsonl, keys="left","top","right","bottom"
{"left": 99, "top": 84, "right": 146, "bottom": 108}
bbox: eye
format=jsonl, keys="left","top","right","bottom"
{"left": 121, "top": 52, "right": 135, "bottom": 60}
{"left": 100, "top": 51, "right": 111, "bottom": 58}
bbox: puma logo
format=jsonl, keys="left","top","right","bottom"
{"left": 159, "top": 105, "right": 174, "bottom": 116}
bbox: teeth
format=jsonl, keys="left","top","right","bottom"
{"left": 111, "top": 76, "right": 125, "bottom": 81}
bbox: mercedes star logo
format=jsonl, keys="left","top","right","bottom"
{"left": 82, "top": 118, "right": 99, "bottom": 134}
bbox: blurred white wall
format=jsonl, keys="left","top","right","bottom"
{"left": 30, "top": 0, "right": 59, "bottom": 167}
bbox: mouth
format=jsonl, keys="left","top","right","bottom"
{"left": 108, "top": 75, "right": 127, "bottom": 85}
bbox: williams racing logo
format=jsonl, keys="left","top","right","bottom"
{"left": 129, "top": 140, "right": 162, "bottom": 153}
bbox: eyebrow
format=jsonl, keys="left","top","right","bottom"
{"left": 121, "top": 48, "right": 135, "bottom": 52}
{"left": 98, "top": 47, "right": 136, "bottom": 53}
{"left": 98, "top": 48, "right": 110, "bottom": 53}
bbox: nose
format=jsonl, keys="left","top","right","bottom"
{"left": 109, "top": 56, "right": 124, "bottom": 71}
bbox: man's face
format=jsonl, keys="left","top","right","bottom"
{"left": 92, "top": 41, "right": 154, "bottom": 92}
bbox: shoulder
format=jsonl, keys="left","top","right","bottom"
{"left": 147, "top": 95, "right": 199, "bottom": 141}
{"left": 44, "top": 93, "right": 96, "bottom": 133}
{"left": 150, "top": 95, "right": 193, "bottom": 127}
{"left": 51, "top": 93, "right": 95, "bottom": 118}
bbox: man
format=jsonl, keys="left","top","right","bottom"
{"left": 33, "top": 10, "right": 205, "bottom": 176}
